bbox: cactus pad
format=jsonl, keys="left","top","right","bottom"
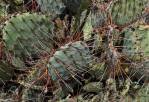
{"left": 36, "top": 0, "right": 65, "bottom": 17}
{"left": 48, "top": 41, "right": 92, "bottom": 81}
{"left": 47, "top": 41, "right": 93, "bottom": 93}
{"left": 2, "top": 13, "right": 55, "bottom": 67}
{"left": 122, "top": 25, "right": 149, "bottom": 59}
{"left": 111, "top": 0, "right": 148, "bottom": 26}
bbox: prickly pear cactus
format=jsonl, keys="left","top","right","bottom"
{"left": 122, "top": 25, "right": 149, "bottom": 60}
{"left": 16, "top": 58, "right": 52, "bottom": 101}
{"left": 0, "top": 61, "right": 14, "bottom": 84}
{"left": 36, "top": 0, "right": 91, "bottom": 16}
{"left": 91, "top": 9, "right": 107, "bottom": 28}
{"left": 20, "top": 78, "right": 46, "bottom": 102}
{"left": 136, "top": 85, "right": 149, "bottom": 102}
{"left": 36, "top": 0, "right": 65, "bottom": 18}
{"left": 110, "top": 0, "right": 148, "bottom": 26}
{"left": 0, "top": 1, "right": 7, "bottom": 17}
{"left": 91, "top": 0, "right": 108, "bottom": 28}
{"left": 21, "top": 88, "right": 44, "bottom": 102}
{"left": 121, "top": 24, "right": 149, "bottom": 84}
{"left": 0, "top": 0, "right": 24, "bottom": 14}
{"left": 36, "top": 0, "right": 91, "bottom": 34}
{"left": 47, "top": 41, "right": 92, "bottom": 93}
{"left": 2, "top": 13, "right": 55, "bottom": 68}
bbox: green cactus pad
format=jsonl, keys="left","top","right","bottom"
{"left": 122, "top": 25, "right": 149, "bottom": 59}
{"left": 91, "top": 1, "right": 107, "bottom": 28}
{"left": 48, "top": 41, "right": 92, "bottom": 81}
{"left": 121, "top": 24, "right": 149, "bottom": 87}
{"left": 2, "top": 13, "right": 55, "bottom": 67}
{"left": 36, "top": 0, "right": 65, "bottom": 17}
{"left": 47, "top": 41, "right": 93, "bottom": 94}
{"left": 110, "top": 0, "right": 148, "bottom": 26}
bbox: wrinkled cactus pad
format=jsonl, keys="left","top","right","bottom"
{"left": 48, "top": 41, "right": 92, "bottom": 81}
{"left": 122, "top": 25, "right": 149, "bottom": 59}
{"left": 111, "top": 0, "right": 148, "bottom": 26}
{"left": 2, "top": 12, "right": 55, "bottom": 67}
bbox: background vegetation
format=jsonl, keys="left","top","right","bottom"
{"left": 0, "top": 0, "right": 149, "bottom": 101}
